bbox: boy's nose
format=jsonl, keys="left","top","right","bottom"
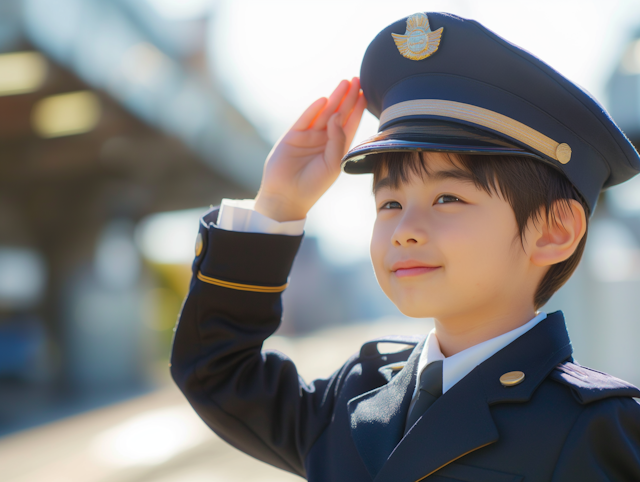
{"left": 394, "top": 237, "right": 420, "bottom": 246}
{"left": 392, "top": 217, "right": 429, "bottom": 247}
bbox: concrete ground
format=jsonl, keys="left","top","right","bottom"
{"left": 0, "top": 317, "right": 431, "bottom": 482}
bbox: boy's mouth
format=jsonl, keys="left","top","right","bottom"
{"left": 391, "top": 260, "right": 440, "bottom": 278}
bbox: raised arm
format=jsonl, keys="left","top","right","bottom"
{"left": 170, "top": 80, "right": 366, "bottom": 477}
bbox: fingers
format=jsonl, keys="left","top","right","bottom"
{"left": 335, "top": 77, "right": 362, "bottom": 125}
{"left": 291, "top": 76, "right": 365, "bottom": 162}
{"left": 342, "top": 91, "right": 367, "bottom": 145}
{"left": 311, "top": 79, "right": 350, "bottom": 130}
{"left": 292, "top": 97, "right": 328, "bottom": 131}
{"left": 295, "top": 78, "right": 364, "bottom": 134}
{"left": 324, "top": 112, "right": 347, "bottom": 170}
{"left": 324, "top": 85, "right": 367, "bottom": 167}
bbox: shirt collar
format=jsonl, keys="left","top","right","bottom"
{"left": 416, "top": 312, "right": 548, "bottom": 395}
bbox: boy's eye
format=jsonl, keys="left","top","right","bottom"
{"left": 380, "top": 201, "right": 402, "bottom": 210}
{"left": 435, "top": 194, "right": 461, "bottom": 204}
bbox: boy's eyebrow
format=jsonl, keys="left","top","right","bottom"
{"left": 430, "top": 168, "right": 477, "bottom": 184}
{"left": 373, "top": 177, "right": 392, "bottom": 194}
{"left": 373, "top": 168, "right": 476, "bottom": 194}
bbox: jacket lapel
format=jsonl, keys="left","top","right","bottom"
{"left": 373, "top": 364, "right": 499, "bottom": 482}
{"left": 371, "top": 311, "right": 573, "bottom": 482}
{"left": 348, "top": 337, "right": 425, "bottom": 478}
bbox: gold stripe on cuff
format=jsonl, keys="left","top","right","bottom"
{"left": 379, "top": 99, "right": 571, "bottom": 164}
{"left": 197, "top": 271, "right": 288, "bottom": 293}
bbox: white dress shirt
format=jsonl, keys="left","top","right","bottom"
{"left": 217, "top": 199, "right": 547, "bottom": 398}
{"left": 217, "top": 199, "right": 306, "bottom": 236}
{"left": 413, "top": 311, "right": 547, "bottom": 397}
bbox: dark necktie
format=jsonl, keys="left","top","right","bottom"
{"left": 404, "top": 360, "right": 443, "bottom": 434}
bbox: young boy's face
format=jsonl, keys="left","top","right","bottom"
{"left": 370, "top": 152, "right": 538, "bottom": 322}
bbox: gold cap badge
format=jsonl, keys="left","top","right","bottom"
{"left": 392, "top": 13, "right": 444, "bottom": 61}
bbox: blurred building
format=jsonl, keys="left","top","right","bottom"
{"left": 280, "top": 236, "right": 401, "bottom": 335}
{"left": 0, "top": 0, "right": 269, "bottom": 436}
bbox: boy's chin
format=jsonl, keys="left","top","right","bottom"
{"left": 384, "top": 286, "right": 441, "bottom": 319}
{"left": 391, "top": 291, "right": 468, "bottom": 319}
{"left": 392, "top": 299, "right": 440, "bottom": 319}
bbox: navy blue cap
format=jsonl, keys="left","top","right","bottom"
{"left": 341, "top": 12, "right": 640, "bottom": 212}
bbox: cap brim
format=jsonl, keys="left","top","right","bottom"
{"left": 341, "top": 120, "right": 545, "bottom": 174}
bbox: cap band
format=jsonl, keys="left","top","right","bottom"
{"left": 379, "top": 99, "right": 572, "bottom": 164}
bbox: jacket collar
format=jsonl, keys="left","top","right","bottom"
{"left": 348, "top": 334, "right": 424, "bottom": 477}
{"left": 348, "top": 311, "right": 573, "bottom": 482}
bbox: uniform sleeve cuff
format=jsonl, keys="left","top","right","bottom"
{"left": 194, "top": 207, "right": 303, "bottom": 288}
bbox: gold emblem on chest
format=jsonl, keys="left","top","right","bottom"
{"left": 392, "top": 13, "right": 444, "bottom": 61}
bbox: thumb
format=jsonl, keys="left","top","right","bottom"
{"left": 325, "top": 113, "right": 347, "bottom": 168}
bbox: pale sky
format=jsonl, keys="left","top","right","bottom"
{"left": 211, "top": 0, "right": 640, "bottom": 139}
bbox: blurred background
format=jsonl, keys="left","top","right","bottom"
{"left": 1, "top": 0, "right": 640, "bottom": 480}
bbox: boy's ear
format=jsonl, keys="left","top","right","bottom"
{"left": 528, "top": 199, "right": 587, "bottom": 267}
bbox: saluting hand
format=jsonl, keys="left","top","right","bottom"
{"left": 254, "top": 78, "right": 367, "bottom": 222}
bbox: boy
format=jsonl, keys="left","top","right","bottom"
{"left": 171, "top": 12, "right": 640, "bottom": 481}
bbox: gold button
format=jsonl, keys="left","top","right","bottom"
{"left": 195, "top": 233, "right": 203, "bottom": 257}
{"left": 555, "top": 143, "right": 572, "bottom": 164}
{"left": 500, "top": 371, "right": 525, "bottom": 387}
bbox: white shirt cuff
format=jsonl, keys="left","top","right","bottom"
{"left": 216, "top": 199, "right": 306, "bottom": 236}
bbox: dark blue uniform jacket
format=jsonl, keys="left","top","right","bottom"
{"left": 171, "top": 209, "right": 640, "bottom": 481}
